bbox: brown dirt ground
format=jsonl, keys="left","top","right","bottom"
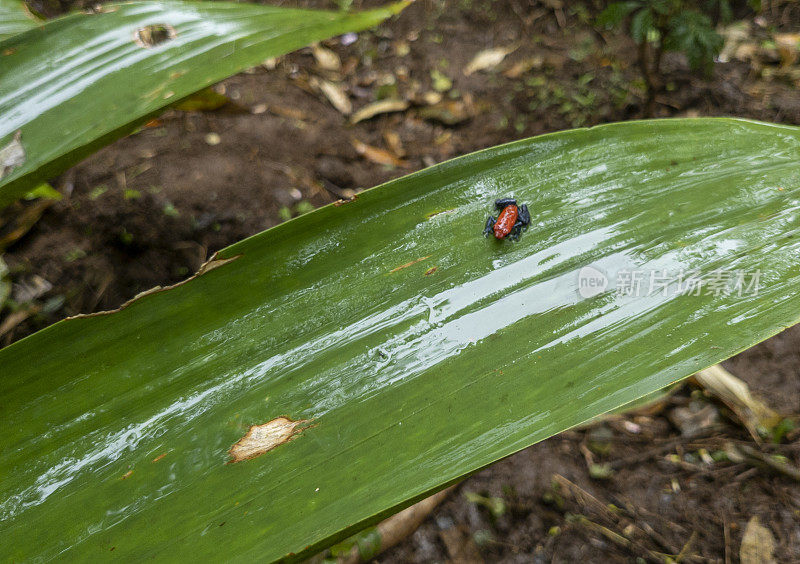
{"left": 3, "top": 0, "right": 800, "bottom": 562}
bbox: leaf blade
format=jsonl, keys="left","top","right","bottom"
{"left": 0, "top": 0, "right": 40, "bottom": 41}
{"left": 0, "top": 0, "right": 407, "bottom": 205}
{"left": 1, "top": 118, "right": 799, "bottom": 561}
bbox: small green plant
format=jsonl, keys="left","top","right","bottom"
{"left": 598, "top": 0, "right": 729, "bottom": 116}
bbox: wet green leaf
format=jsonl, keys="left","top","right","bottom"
{"left": 0, "top": 0, "right": 40, "bottom": 41}
{"left": 0, "top": 0, "right": 408, "bottom": 206}
{"left": 1, "top": 119, "right": 800, "bottom": 561}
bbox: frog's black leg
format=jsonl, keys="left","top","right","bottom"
{"left": 508, "top": 222, "right": 523, "bottom": 241}
{"left": 518, "top": 204, "right": 531, "bottom": 227}
{"left": 495, "top": 198, "right": 517, "bottom": 210}
{"left": 483, "top": 215, "right": 496, "bottom": 236}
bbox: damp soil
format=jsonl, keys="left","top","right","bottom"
{"left": 3, "top": 0, "right": 800, "bottom": 561}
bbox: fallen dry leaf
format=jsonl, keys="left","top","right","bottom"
{"left": 0, "top": 308, "right": 36, "bottom": 341}
{"left": 422, "top": 91, "right": 443, "bottom": 105}
{"left": 694, "top": 364, "right": 782, "bottom": 442}
{"left": 0, "top": 199, "right": 54, "bottom": 252}
{"left": 262, "top": 56, "right": 279, "bottom": 70}
{"left": 12, "top": 274, "right": 52, "bottom": 303}
{"left": 351, "top": 139, "right": 408, "bottom": 168}
{"left": 464, "top": 45, "right": 517, "bottom": 76}
{"left": 268, "top": 104, "right": 309, "bottom": 121}
{"left": 393, "top": 40, "right": 410, "bottom": 57}
{"left": 740, "top": 516, "right": 776, "bottom": 564}
{"left": 440, "top": 526, "right": 483, "bottom": 563}
{"left": 311, "top": 77, "right": 352, "bottom": 115}
{"left": 418, "top": 100, "right": 471, "bottom": 125}
{"left": 503, "top": 55, "right": 544, "bottom": 78}
{"left": 338, "top": 487, "right": 455, "bottom": 564}
{"left": 312, "top": 43, "right": 341, "bottom": 71}
{"left": 383, "top": 131, "right": 406, "bottom": 158}
{"left": 718, "top": 22, "right": 751, "bottom": 63}
{"left": 775, "top": 33, "right": 800, "bottom": 67}
{"left": 350, "top": 99, "right": 409, "bottom": 124}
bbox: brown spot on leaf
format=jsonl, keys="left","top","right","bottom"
{"left": 152, "top": 453, "right": 167, "bottom": 463}
{"left": 228, "top": 417, "right": 312, "bottom": 463}
{"left": 120, "top": 470, "right": 133, "bottom": 480}
{"left": 425, "top": 267, "right": 438, "bottom": 276}
{"left": 390, "top": 255, "right": 431, "bottom": 273}
{"left": 134, "top": 24, "right": 177, "bottom": 48}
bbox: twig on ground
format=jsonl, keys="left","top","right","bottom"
{"left": 0, "top": 305, "right": 39, "bottom": 345}
{"left": 722, "top": 512, "right": 731, "bottom": 564}
{"left": 617, "top": 499, "right": 689, "bottom": 535}
{"left": 554, "top": 475, "right": 686, "bottom": 558}
{"left": 730, "top": 467, "right": 760, "bottom": 484}
{"left": 553, "top": 474, "right": 616, "bottom": 522}
{"left": 609, "top": 436, "right": 689, "bottom": 469}
{"left": 728, "top": 443, "right": 800, "bottom": 482}
{"left": 566, "top": 514, "right": 669, "bottom": 564}
{"left": 676, "top": 531, "right": 698, "bottom": 563}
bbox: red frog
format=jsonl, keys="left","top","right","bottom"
{"left": 483, "top": 198, "right": 530, "bottom": 240}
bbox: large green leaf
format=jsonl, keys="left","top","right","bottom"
{"left": 0, "top": 0, "right": 40, "bottom": 41}
{"left": 0, "top": 0, "right": 406, "bottom": 206}
{"left": 2, "top": 118, "right": 800, "bottom": 561}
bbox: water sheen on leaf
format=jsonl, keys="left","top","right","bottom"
{"left": 0, "top": 119, "right": 799, "bottom": 562}
{"left": 0, "top": 0, "right": 408, "bottom": 206}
